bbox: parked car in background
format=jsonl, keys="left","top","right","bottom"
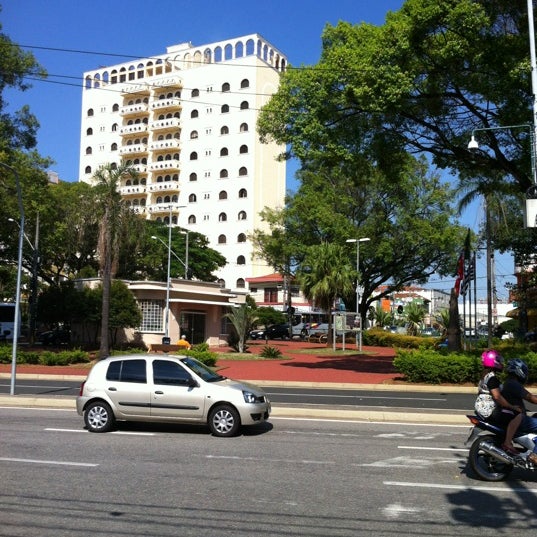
{"left": 249, "top": 327, "right": 267, "bottom": 340}
{"left": 38, "top": 327, "right": 71, "bottom": 346}
{"left": 265, "top": 323, "right": 291, "bottom": 340}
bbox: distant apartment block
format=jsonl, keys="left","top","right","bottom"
{"left": 79, "top": 34, "right": 287, "bottom": 290}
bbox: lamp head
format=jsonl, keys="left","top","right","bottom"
{"left": 468, "top": 135, "right": 479, "bottom": 150}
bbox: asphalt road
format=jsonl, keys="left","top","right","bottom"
{"left": 2, "top": 407, "right": 537, "bottom": 537}
{"left": 0, "top": 378, "right": 476, "bottom": 414}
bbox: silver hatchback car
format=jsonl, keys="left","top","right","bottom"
{"left": 76, "top": 354, "right": 271, "bottom": 437}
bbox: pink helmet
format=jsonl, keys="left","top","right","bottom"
{"left": 481, "top": 349, "right": 504, "bottom": 370}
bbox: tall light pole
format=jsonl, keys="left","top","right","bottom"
{"left": 1, "top": 162, "right": 24, "bottom": 396}
{"left": 180, "top": 230, "right": 189, "bottom": 279}
{"left": 346, "top": 237, "right": 370, "bottom": 351}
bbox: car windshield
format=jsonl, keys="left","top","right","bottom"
{"left": 180, "top": 356, "right": 226, "bottom": 382}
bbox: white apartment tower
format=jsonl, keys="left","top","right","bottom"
{"left": 79, "top": 34, "right": 287, "bottom": 290}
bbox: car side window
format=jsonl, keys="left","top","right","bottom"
{"left": 106, "top": 359, "right": 147, "bottom": 383}
{"left": 153, "top": 360, "right": 192, "bottom": 386}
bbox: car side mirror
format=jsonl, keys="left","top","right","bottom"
{"left": 188, "top": 377, "right": 199, "bottom": 388}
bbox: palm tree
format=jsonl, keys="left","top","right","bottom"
{"left": 404, "top": 301, "right": 426, "bottom": 336}
{"left": 224, "top": 304, "right": 258, "bottom": 353}
{"left": 92, "top": 163, "right": 138, "bottom": 359}
{"left": 299, "top": 242, "right": 354, "bottom": 345}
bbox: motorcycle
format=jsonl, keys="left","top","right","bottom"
{"left": 466, "top": 414, "right": 537, "bottom": 481}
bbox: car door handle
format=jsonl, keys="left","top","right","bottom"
{"left": 108, "top": 387, "right": 117, "bottom": 391}
{"left": 155, "top": 391, "right": 164, "bottom": 395}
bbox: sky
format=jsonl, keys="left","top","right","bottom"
{"left": 1, "top": 0, "right": 515, "bottom": 300}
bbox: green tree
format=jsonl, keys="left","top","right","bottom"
{"left": 298, "top": 242, "right": 354, "bottom": 345}
{"left": 404, "top": 301, "right": 426, "bottom": 336}
{"left": 253, "top": 307, "right": 286, "bottom": 329}
{"left": 108, "top": 280, "right": 142, "bottom": 348}
{"left": 373, "top": 307, "right": 392, "bottom": 328}
{"left": 224, "top": 304, "right": 258, "bottom": 353}
{"left": 92, "top": 163, "right": 139, "bottom": 358}
{"left": 257, "top": 0, "right": 536, "bottom": 261}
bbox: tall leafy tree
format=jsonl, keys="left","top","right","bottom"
{"left": 257, "top": 0, "right": 537, "bottom": 260}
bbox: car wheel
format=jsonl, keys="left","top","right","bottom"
{"left": 84, "top": 400, "right": 115, "bottom": 433}
{"left": 208, "top": 404, "right": 240, "bottom": 437}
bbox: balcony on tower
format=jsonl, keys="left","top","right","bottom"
{"left": 119, "top": 142, "right": 148, "bottom": 156}
{"left": 149, "top": 138, "right": 181, "bottom": 152}
{"left": 120, "top": 121, "right": 148, "bottom": 136}
{"left": 150, "top": 117, "right": 181, "bottom": 132}
{"left": 150, "top": 97, "right": 182, "bottom": 112}
{"left": 149, "top": 158, "right": 180, "bottom": 173}
{"left": 120, "top": 102, "right": 149, "bottom": 117}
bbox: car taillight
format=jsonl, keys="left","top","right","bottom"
{"left": 78, "top": 381, "right": 86, "bottom": 396}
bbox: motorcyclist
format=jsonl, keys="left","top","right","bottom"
{"left": 498, "top": 358, "right": 537, "bottom": 464}
{"left": 476, "top": 350, "right": 522, "bottom": 455}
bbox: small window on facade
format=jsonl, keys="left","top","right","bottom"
{"left": 85, "top": 166, "right": 92, "bottom": 174}
{"left": 219, "top": 212, "right": 227, "bottom": 222}
{"left": 189, "top": 172, "right": 197, "bottom": 182}
{"left": 240, "top": 79, "right": 249, "bottom": 88}
{"left": 219, "top": 190, "right": 227, "bottom": 200}
{"left": 240, "top": 101, "right": 249, "bottom": 110}
{"left": 238, "top": 167, "right": 247, "bottom": 176}
{"left": 190, "top": 152, "right": 198, "bottom": 160}
{"left": 86, "top": 128, "right": 93, "bottom": 136}
{"left": 86, "top": 146, "right": 92, "bottom": 155}
{"left": 220, "top": 147, "right": 228, "bottom": 157}
{"left": 112, "top": 103, "right": 120, "bottom": 112}
{"left": 238, "top": 211, "right": 247, "bottom": 220}
{"left": 238, "top": 188, "right": 247, "bottom": 198}
{"left": 87, "top": 108, "right": 94, "bottom": 117}
{"left": 237, "top": 255, "right": 246, "bottom": 265}
{"left": 221, "top": 82, "right": 230, "bottom": 92}
{"left": 236, "top": 278, "right": 246, "bottom": 288}
{"left": 240, "top": 123, "right": 248, "bottom": 132}
{"left": 221, "top": 104, "right": 229, "bottom": 113}
{"left": 220, "top": 126, "right": 229, "bottom": 135}
{"left": 218, "top": 234, "right": 226, "bottom": 244}
{"left": 191, "top": 109, "right": 199, "bottom": 118}
{"left": 191, "top": 88, "right": 200, "bottom": 97}
{"left": 189, "top": 193, "right": 197, "bottom": 202}
{"left": 190, "top": 130, "right": 198, "bottom": 139}
{"left": 188, "top": 215, "right": 196, "bottom": 224}
{"left": 220, "top": 169, "right": 228, "bottom": 178}
{"left": 237, "top": 233, "right": 246, "bottom": 242}
{"left": 111, "top": 143, "right": 117, "bottom": 151}
{"left": 239, "top": 145, "right": 248, "bottom": 154}
{"left": 112, "top": 123, "right": 118, "bottom": 132}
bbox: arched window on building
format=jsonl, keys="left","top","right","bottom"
{"left": 240, "top": 123, "right": 248, "bottom": 132}
{"left": 237, "top": 233, "right": 246, "bottom": 243}
{"left": 220, "top": 126, "right": 229, "bottom": 135}
{"left": 189, "top": 193, "right": 197, "bottom": 202}
{"left": 237, "top": 255, "right": 246, "bottom": 265}
{"left": 240, "top": 101, "right": 249, "bottom": 110}
{"left": 188, "top": 214, "right": 196, "bottom": 224}
{"left": 221, "top": 82, "right": 230, "bottom": 92}
{"left": 220, "top": 147, "right": 228, "bottom": 157}
{"left": 218, "top": 212, "right": 227, "bottom": 222}
{"left": 86, "top": 128, "right": 93, "bottom": 136}
{"left": 219, "top": 190, "right": 227, "bottom": 200}
{"left": 221, "top": 104, "right": 229, "bottom": 113}
{"left": 236, "top": 278, "right": 246, "bottom": 288}
{"left": 239, "top": 145, "right": 248, "bottom": 154}
{"left": 190, "top": 152, "right": 198, "bottom": 160}
{"left": 218, "top": 234, "right": 226, "bottom": 244}
{"left": 238, "top": 167, "right": 247, "bottom": 176}
{"left": 238, "top": 188, "right": 247, "bottom": 198}
{"left": 191, "top": 109, "right": 199, "bottom": 118}
{"left": 240, "top": 79, "right": 250, "bottom": 88}
{"left": 220, "top": 169, "right": 228, "bottom": 179}
{"left": 238, "top": 211, "right": 247, "bottom": 220}
{"left": 189, "top": 173, "right": 197, "bottom": 181}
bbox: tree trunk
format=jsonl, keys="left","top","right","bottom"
{"left": 447, "top": 288, "right": 461, "bottom": 352}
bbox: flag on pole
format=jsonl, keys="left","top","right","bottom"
{"left": 454, "top": 251, "right": 465, "bottom": 296}
{"left": 461, "top": 253, "right": 476, "bottom": 296}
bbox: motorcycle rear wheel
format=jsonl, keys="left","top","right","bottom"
{"left": 469, "top": 434, "right": 513, "bottom": 482}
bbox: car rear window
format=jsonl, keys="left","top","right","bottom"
{"left": 106, "top": 359, "right": 147, "bottom": 383}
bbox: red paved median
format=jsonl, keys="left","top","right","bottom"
{"left": 0, "top": 341, "right": 399, "bottom": 385}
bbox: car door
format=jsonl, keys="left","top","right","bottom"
{"left": 149, "top": 358, "right": 206, "bottom": 420}
{"left": 104, "top": 358, "right": 151, "bottom": 417}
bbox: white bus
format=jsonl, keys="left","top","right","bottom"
{"left": 0, "top": 303, "right": 21, "bottom": 342}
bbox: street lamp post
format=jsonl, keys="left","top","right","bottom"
{"left": 180, "top": 230, "right": 189, "bottom": 279}
{"left": 346, "top": 237, "right": 370, "bottom": 351}
{"left": 1, "top": 162, "right": 24, "bottom": 396}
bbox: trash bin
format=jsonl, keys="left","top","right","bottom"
{"left": 162, "top": 336, "right": 171, "bottom": 345}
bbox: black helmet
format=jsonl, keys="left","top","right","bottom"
{"left": 506, "top": 359, "right": 529, "bottom": 383}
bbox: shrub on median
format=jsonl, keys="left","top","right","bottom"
{"left": 394, "top": 348, "right": 537, "bottom": 384}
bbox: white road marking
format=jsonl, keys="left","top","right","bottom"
{"left": 205, "top": 455, "right": 335, "bottom": 465}
{"left": 382, "top": 503, "right": 422, "bottom": 519}
{"left": 45, "top": 427, "right": 155, "bottom": 436}
{"left": 384, "top": 480, "right": 537, "bottom": 494}
{"left": 267, "top": 391, "right": 446, "bottom": 401}
{"left": 360, "top": 456, "right": 456, "bottom": 468}
{"left": 398, "top": 445, "right": 468, "bottom": 452}
{"left": 0, "top": 457, "right": 98, "bottom": 467}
